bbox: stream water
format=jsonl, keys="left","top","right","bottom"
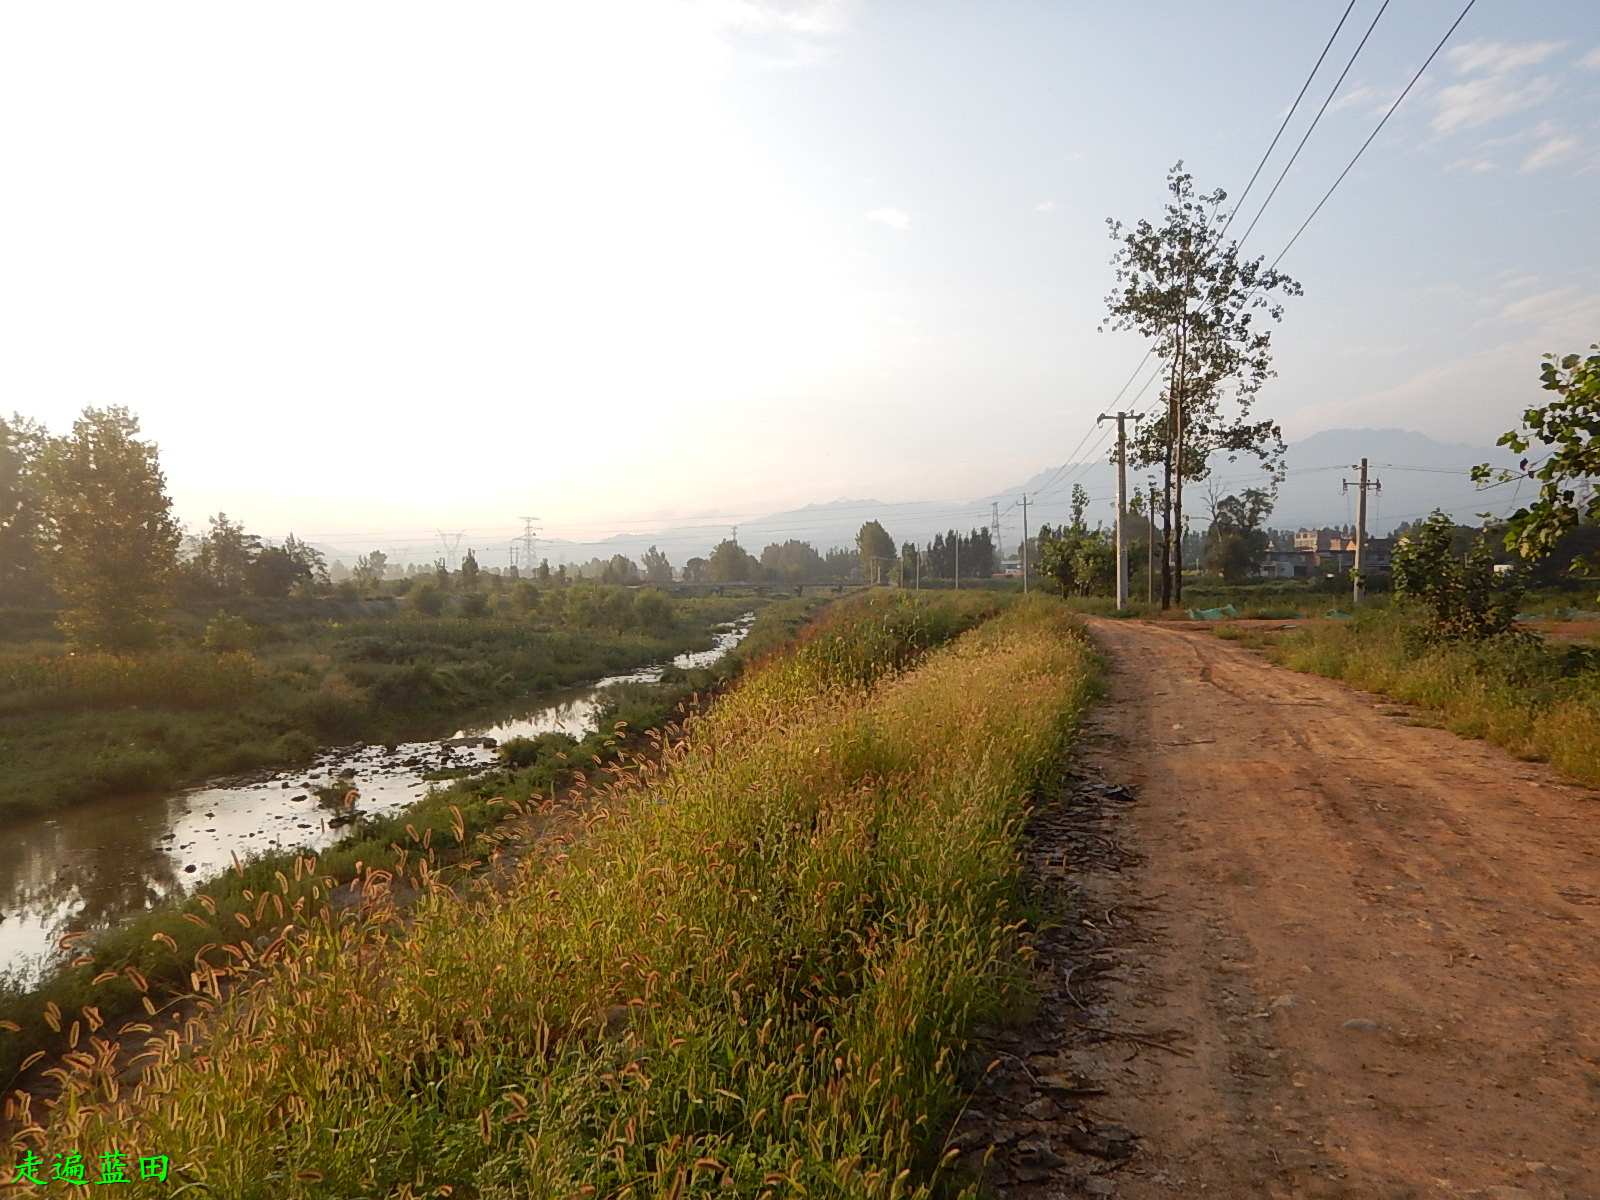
{"left": 0, "top": 617, "right": 752, "bottom": 988}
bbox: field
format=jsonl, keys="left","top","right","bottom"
{"left": 5, "top": 593, "right": 1101, "bottom": 1197}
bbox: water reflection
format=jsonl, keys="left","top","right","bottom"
{"left": 0, "top": 617, "right": 751, "bottom": 986}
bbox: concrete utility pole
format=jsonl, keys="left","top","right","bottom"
{"left": 1020, "top": 495, "right": 1030, "bottom": 595}
{"left": 1099, "top": 411, "right": 1139, "bottom": 610}
{"left": 1343, "top": 459, "right": 1381, "bottom": 607}
{"left": 991, "top": 501, "right": 1001, "bottom": 560}
{"left": 1146, "top": 484, "right": 1156, "bottom": 604}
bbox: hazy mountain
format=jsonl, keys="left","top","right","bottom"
{"left": 341, "top": 430, "right": 1527, "bottom": 571}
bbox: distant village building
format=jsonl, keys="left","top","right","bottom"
{"left": 1263, "top": 528, "right": 1392, "bottom": 579}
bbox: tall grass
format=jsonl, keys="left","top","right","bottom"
{"left": 10, "top": 595, "right": 1099, "bottom": 1198}
{"left": 1274, "top": 607, "right": 1600, "bottom": 784}
{"left": 0, "top": 600, "right": 756, "bottom": 820}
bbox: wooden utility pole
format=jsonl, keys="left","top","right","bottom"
{"left": 1099, "top": 411, "right": 1138, "bottom": 610}
{"left": 1343, "top": 458, "right": 1381, "bottom": 606}
{"left": 1020, "top": 495, "right": 1030, "bottom": 594}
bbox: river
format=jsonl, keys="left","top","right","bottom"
{"left": 0, "top": 617, "right": 752, "bottom": 988}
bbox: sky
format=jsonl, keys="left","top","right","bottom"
{"left": 3, "top": 1, "right": 1597, "bottom": 565}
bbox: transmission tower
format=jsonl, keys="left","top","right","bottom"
{"left": 435, "top": 529, "right": 464, "bottom": 571}
{"left": 518, "top": 516, "right": 542, "bottom": 574}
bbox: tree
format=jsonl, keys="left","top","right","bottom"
{"left": 247, "top": 546, "right": 310, "bottom": 598}
{"left": 458, "top": 549, "right": 480, "bottom": 590}
{"left": 760, "top": 539, "right": 825, "bottom": 583}
{"left": 0, "top": 414, "right": 50, "bottom": 601}
{"left": 1201, "top": 488, "right": 1272, "bottom": 583}
{"left": 640, "top": 544, "right": 674, "bottom": 583}
{"left": 409, "top": 580, "right": 445, "bottom": 616}
{"left": 856, "top": 520, "right": 896, "bottom": 584}
{"left": 1474, "top": 345, "right": 1600, "bottom": 573}
{"left": 1392, "top": 510, "right": 1523, "bottom": 644}
{"left": 601, "top": 554, "right": 638, "bottom": 585}
{"left": 682, "top": 556, "right": 708, "bottom": 583}
{"left": 707, "top": 539, "right": 759, "bottom": 583}
{"left": 1103, "top": 162, "right": 1301, "bottom": 608}
{"left": 1037, "top": 485, "right": 1114, "bottom": 596}
{"left": 353, "top": 550, "right": 388, "bottom": 591}
{"left": 281, "top": 534, "right": 329, "bottom": 591}
{"left": 37, "top": 406, "right": 181, "bottom": 649}
{"left": 187, "top": 512, "right": 262, "bottom": 597}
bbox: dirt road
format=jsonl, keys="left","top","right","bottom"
{"left": 1006, "top": 618, "right": 1599, "bottom": 1199}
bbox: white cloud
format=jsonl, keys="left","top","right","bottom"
{"left": 1499, "top": 285, "right": 1589, "bottom": 326}
{"left": 1430, "top": 73, "right": 1557, "bottom": 133}
{"left": 1581, "top": 44, "right": 1600, "bottom": 70}
{"left": 1446, "top": 157, "right": 1498, "bottom": 173}
{"left": 866, "top": 207, "right": 910, "bottom": 230}
{"left": 689, "top": 0, "right": 858, "bottom": 67}
{"left": 1520, "top": 134, "right": 1581, "bottom": 172}
{"left": 1033, "top": 200, "right": 1057, "bottom": 212}
{"left": 1447, "top": 40, "right": 1567, "bottom": 75}
{"left": 1326, "top": 83, "right": 1400, "bottom": 114}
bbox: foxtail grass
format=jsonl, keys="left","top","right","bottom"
{"left": 10, "top": 595, "right": 1098, "bottom": 1198}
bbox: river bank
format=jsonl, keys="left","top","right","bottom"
{"left": 0, "top": 598, "right": 828, "bottom": 1095}
{"left": 0, "top": 590, "right": 753, "bottom": 821}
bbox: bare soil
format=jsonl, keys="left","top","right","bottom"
{"left": 958, "top": 617, "right": 1600, "bottom": 1200}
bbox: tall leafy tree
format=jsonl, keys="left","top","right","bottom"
{"left": 1201, "top": 488, "right": 1273, "bottom": 583}
{"left": 640, "top": 544, "right": 673, "bottom": 583}
{"left": 353, "top": 549, "right": 389, "bottom": 590}
{"left": 187, "top": 512, "right": 262, "bottom": 597}
{"left": 707, "top": 538, "right": 759, "bottom": 582}
{"left": 760, "top": 539, "right": 825, "bottom": 583}
{"left": 1103, "top": 162, "right": 1301, "bottom": 607}
{"left": 1474, "top": 344, "right": 1600, "bottom": 573}
{"left": 0, "top": 414, "right": 50, "bottom": 601}
{"left": 856, "top": 520, "right": 896, "bottom": 583}
{"left": 38, "top": 406, "right": 181, "bottom": 649}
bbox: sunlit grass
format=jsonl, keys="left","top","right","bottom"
{"left": 10, "top": 594, "right": 1099, "bottom": 1198}
{"left": 1274, "top": 608, "right": 1600, "bottom": 784}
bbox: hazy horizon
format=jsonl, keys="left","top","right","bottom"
{"left": 5, "top": 3, "right": 1595, "bottom": 555}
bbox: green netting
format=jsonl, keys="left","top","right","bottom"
{"left": 1186, "top": 604, "right": 1239, "bottom": 621}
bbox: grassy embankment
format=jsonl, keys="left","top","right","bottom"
{"left": 1253, "top": 605, "right": 1600, "bottom": 786}
{"left": 0, "top": 594, "right": 829, "bottom": 1095}
{"left": 9, "top": 593, "right": 1100, "bottom": 1198}
{"left": 0, "top": 590, "right": 753, "bottom": 820}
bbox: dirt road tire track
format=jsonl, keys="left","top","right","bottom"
{"left": 1063, "top": 617, "right": 1600, "bottom": 1199}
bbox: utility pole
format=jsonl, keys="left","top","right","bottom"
{"left": 1099, "top": 411, "right": 1138, "bottom": 610}
{"left": 991, "top": 501, "right": 1001, "bottom": 560}
{"left": 1146, "top": 484, "right": 1156, "bottom": 604}
{"left": 1343, "top": 458, "right": 1381, "bottom": 606}
{"left": 1020, "top": 495, "right": 1030, "bottom": 595}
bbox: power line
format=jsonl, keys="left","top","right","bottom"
{"left": 1236, "top": 0, "right": 1393, "bottom": 250}
{"left": 1269, "top": 0, "right": 1480, "bottom": 271}
{"left": 1219, "top": 0, "right": 1360, "bottom": 244}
